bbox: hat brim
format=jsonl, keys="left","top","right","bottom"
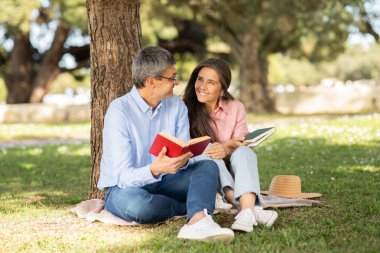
{"left": 261, "top": 191, "right": 322, "bottom": 199}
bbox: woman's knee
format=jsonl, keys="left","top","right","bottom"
{"left": 231, "top": 146, "right": 257, "bottom": 161}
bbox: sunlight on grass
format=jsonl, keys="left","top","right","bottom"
{"left": 337, "top": 165, "right": 380, "bottom": 173}
{"left": 27, "top": 147, "right": 44, "bottom": 155}
{"left": 0, "top": 114, "right": 379, "bottom": 252}
{"left": 1, "top": 207, "right": 154, "bottom": 252}
{"left": 19, "top": 162, "right": 36, "bottom": 170}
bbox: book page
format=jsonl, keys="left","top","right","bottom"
{"left": 245, "top": 127, "right": 275, "bottom": 143}
{"left": 158, "top": 132, "right": 186, "bottom": 147}
{"left": 187, "top": 136, "right": 211, "bottom": 145}
{"left": 246, "top": 131, "right": 271, "bottom": 143}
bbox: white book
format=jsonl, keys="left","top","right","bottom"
{"left": 245, "top": 127, "right": 276, "bottom": 147}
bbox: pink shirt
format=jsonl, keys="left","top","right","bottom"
{"left": 210, "top": 99, "right": 249, "bottom": 143}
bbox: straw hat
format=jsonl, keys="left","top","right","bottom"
{"left": 261, "top": 175, "right": 322, "bottom": 199}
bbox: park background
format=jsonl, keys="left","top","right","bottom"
{"left": 0, "top": 0, "right": 379, "bottom": 252}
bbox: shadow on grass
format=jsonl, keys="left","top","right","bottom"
{"left": 0, "top": 138, "right": 379, "bottom": 251}
{"left": 0, "top": 137, "right": 379, "bottom": 208}
{"left": 0, "top": 144, "right": 90, "bottom": 209}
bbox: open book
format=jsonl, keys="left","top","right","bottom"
{"left": 149, "top": 132, "right": 211, "bottom": 158}
{"left": 245, "top": 127, "right": 276, "bottom": 148}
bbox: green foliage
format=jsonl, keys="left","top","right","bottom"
{"left": 168, "top": 0, "right": 363, "bottom": 60}
{"left": 56, "top": 0, "right": 87, "bottom": 31}
{"left": 0, "top": 114, "right": 379, "bottom": 251}
{"left": 269, "top": 43, "right": 380, "bottom": 85}
{"left": 141, "top": 0, "right": 193, "bottom": 46}
{"left": 322, "top": 43, "right": 380, "bottom": 81}
{"left": 0, "top": 0, "right": 40, "bottom": 32}
{"left": 268, "top": 54, "right": 320, "bottom": 86}
{"left": 0, "top": 0, "right": 87, "bottom": 33}
{"left": 49, "top": 70, "right": 90, "bottom": 94}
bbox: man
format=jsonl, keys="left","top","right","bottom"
{"left": 97, "top": 46, "right": 234, "bottom": 242}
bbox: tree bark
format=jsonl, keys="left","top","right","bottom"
{"left": 204, "top": 11, "right": 275, "bottom": 113}
{"left": 87, "top": 0, "right": 141, "bottom": 199}
{"left": 4, "top": 23, "right": 71, "bottom": 104}
{"left": 29, "top": 22, "right": 70, "bottom": 103}
{"left": 5, "top": 32, "right": 33, "bottom": 104}
{"left": 239, "top": 25, "right": 275, "bottom": 113}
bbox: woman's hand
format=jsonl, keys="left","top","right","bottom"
{"left": 205, "top": 142, "right": 228, "bottom": 159}
{"left": 224, "top": 136, "right": 247, "bottom": 151}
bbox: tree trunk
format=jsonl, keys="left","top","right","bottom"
{"left": 239, "top": 26, "right": 275, "bottom": 113}
{"left": 87, "top": 0, "right": 141, "bottom": 199}
{"left": 5, "top": 32, "right": 33, "bottom": 104}
{"left": 4, "top": 23, "right": 70, "bottom": 104}
{"left": 29, "top": 23, "right": 70, "bottom": 103}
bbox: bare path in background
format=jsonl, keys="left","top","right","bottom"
{"left": 0, "top": 138, "right": 89, "bottom": 149}
{"left": 1, "top": 113, "right": 377, "bottom": 149}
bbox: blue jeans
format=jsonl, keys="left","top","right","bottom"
{"left": 104, "top": 160, "right": 218, "bottom": 224}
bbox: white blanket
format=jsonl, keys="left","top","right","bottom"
{"left": 70, "top": 196, "right": 321, "bottom": 226}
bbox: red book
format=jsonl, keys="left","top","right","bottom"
{"left": 149, "top": 132, "right": 211, "bottom": 158}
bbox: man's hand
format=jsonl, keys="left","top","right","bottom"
{"left": 150, "top": 147, "right": 193, "bottom": 176}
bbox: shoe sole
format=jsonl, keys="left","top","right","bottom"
{"left": 231, "top": 223, "right": 253, "bottom": 232}
{"left": 178, "top": 233, "right": 234, "bottom": 242}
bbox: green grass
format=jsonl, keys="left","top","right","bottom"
{"left": 0, "top": 114, "right": 379, "bottom": 252}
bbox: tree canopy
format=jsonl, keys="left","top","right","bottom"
{"left": 158, "top": 0, "right": 379, "bottom": 111}
{"left": 0, "top": 0, "right": 88, "bottom": 103}
{"left": 0, "top": 0, "right": 379, "bottom": 111}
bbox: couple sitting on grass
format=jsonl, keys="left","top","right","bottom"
{"left": 97, "top": 46, "right": 278, "bottom": 242}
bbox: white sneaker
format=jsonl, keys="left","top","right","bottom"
{"left": 231, "top": 208, "right": 278, "bottom": 232}
{"left": 177, "top": 209, "right": 234, "bottom": 242}
{"left": 215, "top": 193, "right": 233, "bottom": 210}
{"left": 255, "top": 208, "right": 278, "bottom": 228}
{"left": 231, "top": 208, "right": 257, "bottom": 232}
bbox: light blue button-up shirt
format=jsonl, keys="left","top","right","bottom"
{"left": 97, "top": 86, "right": 192, "bottom": 189}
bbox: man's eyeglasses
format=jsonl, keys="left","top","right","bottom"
{"left": 155, "top": 75, "right": 178, "bottom": 82}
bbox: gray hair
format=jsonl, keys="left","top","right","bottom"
{"left": 132, "top": 46, "right": 176, "bottom": 88}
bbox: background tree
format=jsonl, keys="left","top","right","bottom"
{"left": 0, "top": 0, "right": 89, "bottom": 104}
{"left": 87, "top": 0, "right": 141, "bottom": 199}
{"left": 164, "top": 0, "right": 380, "bottom": 112}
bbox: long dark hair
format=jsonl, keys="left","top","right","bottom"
{"left": 183, "top": 58, "right": 234, "bottom": 142}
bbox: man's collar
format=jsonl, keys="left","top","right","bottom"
{"left": 131, "top": 86, "right": 162, "bottom": 113}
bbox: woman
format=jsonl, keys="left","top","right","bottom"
{"left": 183, "top": 58, "right": 278, "bottom": 232}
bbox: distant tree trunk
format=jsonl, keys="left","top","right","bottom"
{"left": 239, "top": 26, "right": 275, "bottom": 113}
{"left": 4, "top": 23, "right": 70, "bottom": 104}
{"left": 87, "top": 0, "right": 141, "bottom": 199}
{"left": 29, "top": 23, "right": 70, "bottom": 103}
{"left": 5, "top": 32, "right": 33, "bottom": 104}
{"left": 207, "top": 15, "right": 275, "bottom": 113}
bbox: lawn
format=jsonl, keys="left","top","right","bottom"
{"left": 0, "top": 114, "right": 379, "bottom": 252}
